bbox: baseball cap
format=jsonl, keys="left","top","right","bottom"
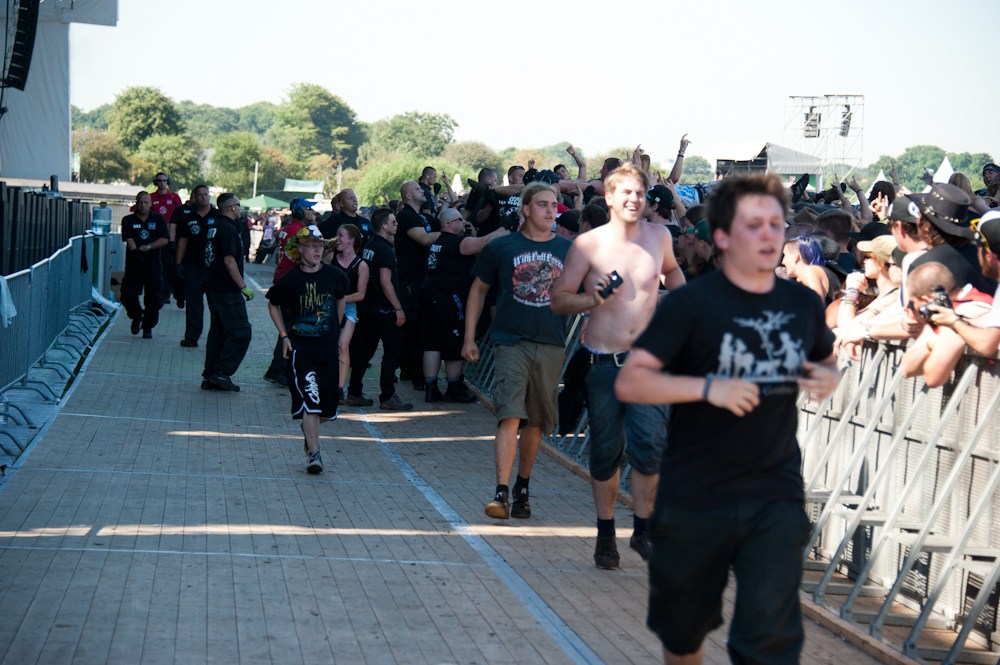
{"left": 847, "top": 221, "right": 891, "bottom": 241}
{"left": 557, "top": 210, "right": 580, "bottom": 234}
{"left": 887, "top": 195, "right": 921, "bottom": 225}
{"left": 647, "top": 185, "right": 674, "bottom": 209}
{"left": 284, "top": 224, "right": 328, "bottom": 260}
{"left": 289, "top": 197, "right": 317, "bottom": 214}
{"left": 974, "top": 210, "right": 1000, "bottom": 253}
{"left": 856, "top": 234, "right": 898, "bottom": 264}
{"left": 685, "top": 219, "right": 711, "bottom": 243}
{"left": 983, "top": 163, "right": 1000, "bottom": 176}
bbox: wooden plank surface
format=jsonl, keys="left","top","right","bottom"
{"left": 0, "top": 263, "right": 884, "bottom": 665}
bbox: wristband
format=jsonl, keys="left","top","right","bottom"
{"left": 279, "top": 332, "right": 288, "bottom": 339}
{"left": 395, "top": 308, "right": 403, "bottom": 312}
{"left": 702, "top": 377, "right": 712, "bottom": 402}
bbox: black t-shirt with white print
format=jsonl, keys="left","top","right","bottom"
{"left": 266, "top": 264, "right": 348, "bottom": 354}
{"left": 201, "top": 217, "right": 244, "bottom": 293}
{"left": 633, "top": 270, "right": 835, "bottom": 508}
{"left": 421, "top": 231, "right": 476, "bottom": 298}
{"left": 395, "top": 205, "right": 438, "bottom": 285}
{"left": 359, "top": 234, "right": 399, "bottom": 314}
{"left": 176, "top": 207, "right": 218, "bottom": 267}
{"left": 121, "top": 213, "right": 168, "bottom": 273}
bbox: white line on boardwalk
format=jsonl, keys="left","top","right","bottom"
{"left": 0, "top": 545, "right": 645, "bottom": 578}
{"left": 245, "top": 275, "right": 266, "bottom": 293}
{"left": 357, "top": 408, "right": 606, "bottom": 665}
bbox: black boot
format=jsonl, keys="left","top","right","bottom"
{"left": 444, "top": 380, "right": 476, "bottom": 404}
{"left": 425, "top": 381, "right": 444, "bottom": 402}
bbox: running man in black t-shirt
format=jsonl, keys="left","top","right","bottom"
{"left": 267, "top": 227, "right": 347, "bottom": 475}
{"left": 419, "top": 208, "right": 508, "bottom": 403}
{"left": 616, "top": 174, "right": 840, "bottom": 665}
{"left": 120, "top": 191, "right": 169, "bottom": 338}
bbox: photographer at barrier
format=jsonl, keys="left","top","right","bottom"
{"left": 918, "top": 211, "right": 1000, "bottom": 359}
{"left": 900, "top": 261, "right": 994, "bottom": 387}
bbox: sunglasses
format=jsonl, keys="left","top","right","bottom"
{"left": 971, "top": 218, "right": 991, "bottom": 253}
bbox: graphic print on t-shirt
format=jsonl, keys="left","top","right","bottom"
{"left": 293, "top": 281, "right": 335, "bottom": 337}
{"left": 511, "top": 250, "right": 563, "bottom": 307}
{"left": 712, "top": 310, "right": 805, "bottom": 394}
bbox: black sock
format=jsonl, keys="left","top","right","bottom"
{"left": 597, "top": 518, "right": 615, "bottom": 538}
{"left": 495, "top": 484, "right": 508, "bottom": 502}
{"left": 513, "top": 475, "right": 529, "bottom": 493}
{"left": 633, "top": 515, "right": 648, "bottom": 536}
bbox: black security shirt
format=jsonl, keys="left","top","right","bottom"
{"left": 633, "top": 271, "right": 835, "bottom": 508}
{"left": 201, "top": 217, "right": 244, "bottom": 293}
{"left": 266, "top": 264, "right": 348, "bottom": 353}
{"left": 121, "top": 213, "right": 168, "bottom": 273}
{"left": 421, "top": 231, "right": 476, "bottom": 299}
{"left": 176, "top": 207, "right": 219, "bottom": 267}
{"left": 395, "top": 206, "right": 437, "bottom": 285}
{"left": 360, "top": 234, "right": 399, "bottom": 314}
{"left": 318, "top": 212, "right": 374, "bottom": 246}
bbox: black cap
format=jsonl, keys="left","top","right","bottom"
{"left": 887, "top": 195, "right": 921, "bottom": 225}
{"left": 557, "top": 210, "right": 580, "bottom": 233}
{"left": 647, "top": 185, "right": 674, "bottom": 209}
{"left": 847, "top": 221, "right": 892, "bottom": 241}
{"left": 977, "top": 211, "right": 1000, "bottom": 252}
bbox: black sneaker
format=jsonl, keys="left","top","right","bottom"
{"left": 485, "top": 491, "right": 509, "bottom": 520}
{"left": 346, "top": 394, "right": 373, "bottom": 407}
{"left": 142, "top": 330, "right": 153, "bottom": 339}
{"left": 176, "top": 300, "right": 185, "bottom": 309}
{"left": 338, "top": 388, "right": 346, "bottom": 406}
{"left": 444, "top": 382, "right": 476, "bottom": 404}
{"left": 263, "top": 368, "right": 288, "bottom": 387}
{"left": 594, "top": 535, "right": 620, "bottom": 570}
{"left": 379, "top": 394, "right": 413, "bottom": 411}
{"left": 511, "top": 487, "right": 531, "bottom": 519}
{"left": 130, "top": 318, "right": 141, "bottom": 335}
{"left": 629, "top": 533, "right": 652, "bottom": 562}
{"left": 200, "top": 380, "right": 222, "bottom": 391}
{"left": 425, "top": 382, "right": 444, "bottom": 403}
{"left": 207, "top": 374, "right": 240, "bottom": 392}
{"left": 180, "top": 339, "right": 198, "bottom": 348}
{"left": 306, "top": 450, "right": 323, "bottom": 475}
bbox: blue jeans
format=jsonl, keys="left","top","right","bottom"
{"left": 585, "top": 360, "right": 668, "bottom": 481}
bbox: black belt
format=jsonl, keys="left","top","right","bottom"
{"left": 589, "top": 350, "right": 630, "bottom": 367}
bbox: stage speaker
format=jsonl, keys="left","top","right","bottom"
{"left": 3, "top": 0, "right": 40, "bottom": 91}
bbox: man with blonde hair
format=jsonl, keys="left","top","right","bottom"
{"left": 463, "top": 182, "right": 571, "bottom": 521}
{"left": 552, "top": 163, "right": 686, "bottom": 568}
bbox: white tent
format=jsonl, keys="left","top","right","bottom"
{"left": 707, "top": 142, "right": 824, "bottom": 177}
{"left": 921, "top": 156, "right": 955, "bottom": 193}
{"left": 0, "top": 1, "right": 118, "bottom": 181}
{"left": 866, "top": 169, "right": 887, "bottom": 198}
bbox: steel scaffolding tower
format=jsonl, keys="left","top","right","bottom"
{"left": 784, "top": 95, "right": 865, "bottom": 180}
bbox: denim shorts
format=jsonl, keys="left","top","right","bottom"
{"left": 646, "top": 499, "right": 811, "bottom": 661}
{"left": 344, "top": 301, "right": 358, "bottom": 324}
{"left": 585, "top": 360, "right": 668, "bottom": 481}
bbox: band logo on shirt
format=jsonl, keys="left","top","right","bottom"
{"left": 713, "top": 311, "right": 805, "bottom": 394}
{"left": 511, "top": 251, "right": 563, "bottom": 307}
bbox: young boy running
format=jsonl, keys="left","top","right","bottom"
{"left": 266, "top": 226, "right": 348, "bottom": 474}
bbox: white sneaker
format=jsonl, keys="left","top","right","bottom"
{"left": 306, "top": 450, "right": 323, "bottom": 475}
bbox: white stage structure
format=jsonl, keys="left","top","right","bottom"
{"left": 0, "top": 0, "right": 117, "bottom": 182}
{"left": 783, "top": 95, "right": 865, "bottom": 185}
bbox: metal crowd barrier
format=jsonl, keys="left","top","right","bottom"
{"left": 0, "top": 234, "right": 110, "bottom": 457}
{"left": 802, "top": 341, "right": 1000, "bottom": 664}
{"left": 467, "top": 314, "right": 1000, "bottom": 662}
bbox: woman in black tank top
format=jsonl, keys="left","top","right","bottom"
{"left": 334, "top": 224, "right": 369, "bottom": 397}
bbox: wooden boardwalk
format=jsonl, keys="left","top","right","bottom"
{"left": 0, "top": 263, "right": 883, "bottom": 664}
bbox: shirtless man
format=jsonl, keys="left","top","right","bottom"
{"left": 551, "top": 162, "right": 686, "bottom": 569}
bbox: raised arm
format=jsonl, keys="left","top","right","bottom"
{"left": 668, "top": 134, "right": 690, "bottom": 184}
{"left": 460, "top": 228, "right": 510, "bottom": 256}
{"left": 848, "top": 177, "right": 873, "bottom": 225}
{"left": 566, "top": 144, "right": 586, "bottom": 180}
{"left": 406, "top": 226, "right": 441, "bottom": 247}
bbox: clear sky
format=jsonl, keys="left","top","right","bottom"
{"left": 70, "top": 0, "right": 999, "bottom": 169}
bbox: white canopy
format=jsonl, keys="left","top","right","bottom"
{"left": 707, "top": 142, "right": 824, "bottom": 176}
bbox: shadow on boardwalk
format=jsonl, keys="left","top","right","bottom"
{"left": 0, "top": 263, "right": 882, "bottom": 664}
